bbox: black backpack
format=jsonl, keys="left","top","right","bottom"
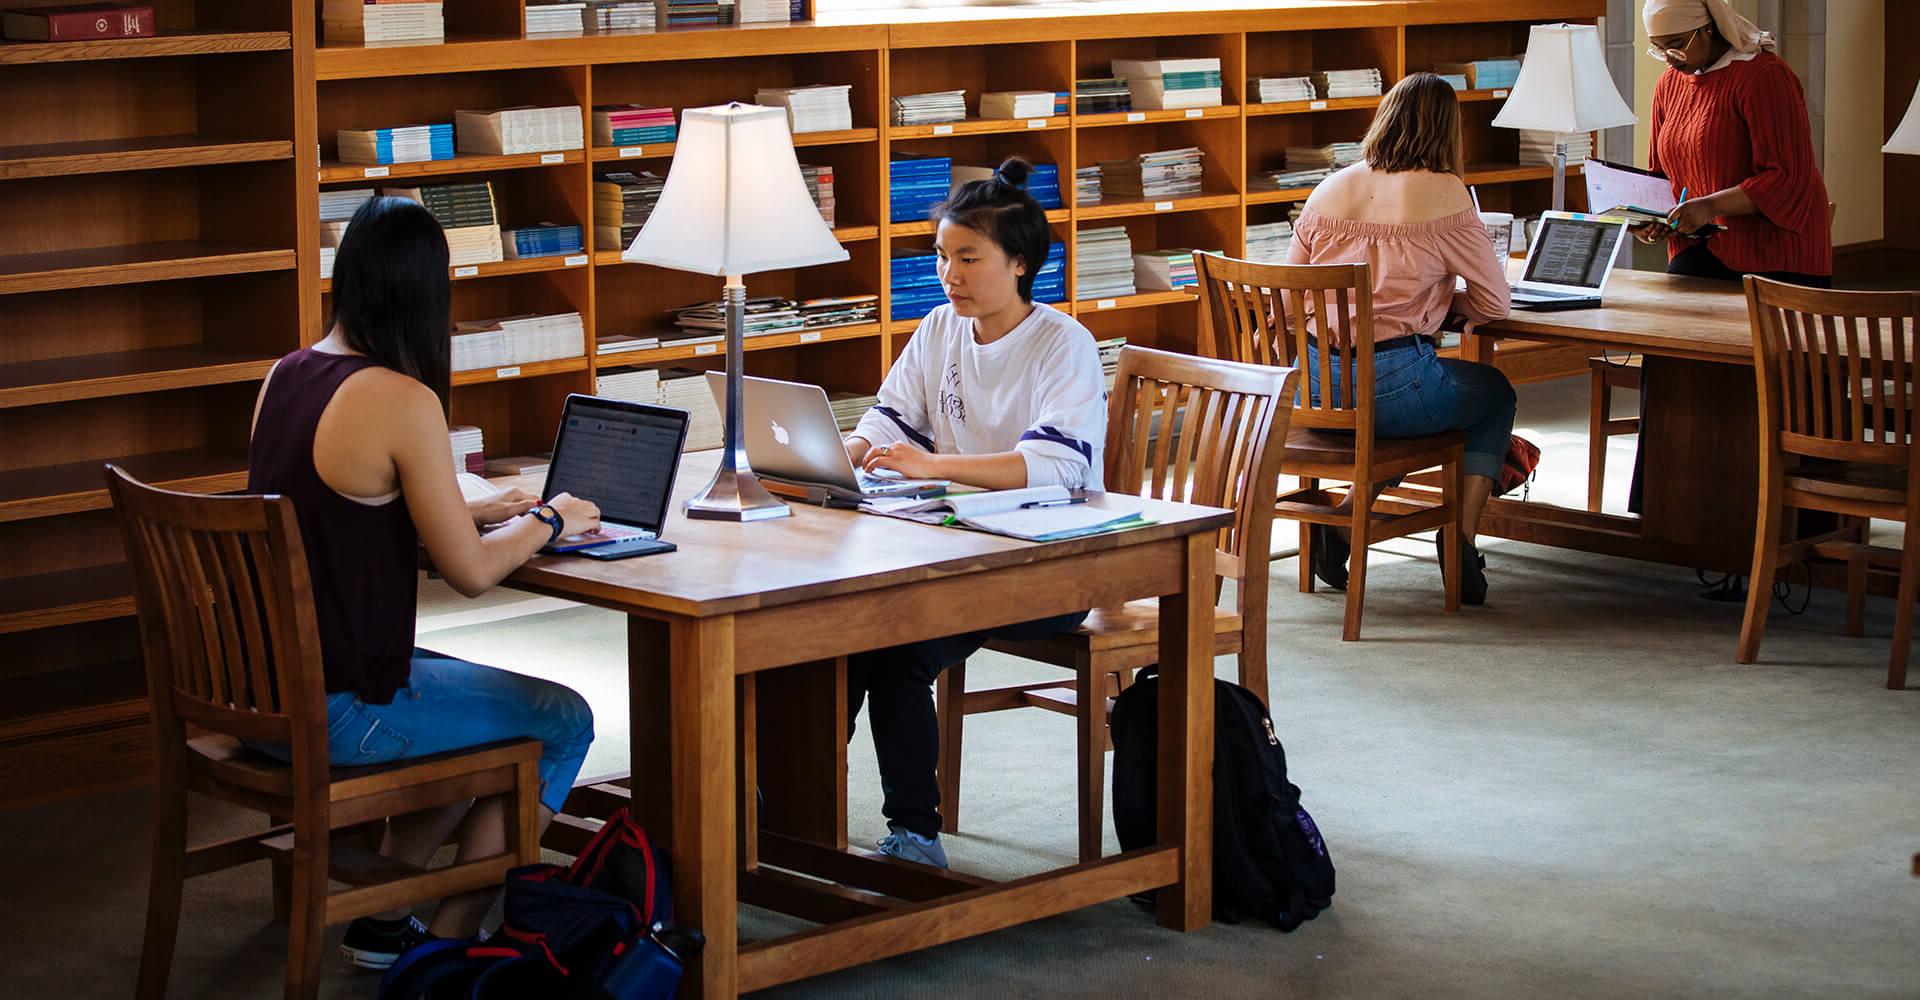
{"left": 1110, "top": 667, "right": 1335, "bottom": 930}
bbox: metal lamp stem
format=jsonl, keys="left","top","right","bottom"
{"left": 1552, "top": 141, "right": 1568, "bottom": 213}
{"left": 683, "top": 273, "right": 791, "bottom": 521}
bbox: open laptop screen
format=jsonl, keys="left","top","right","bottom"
{"left": 543, "top": 395, "right": 688, "bottom": 532}
{"left": 1520, "top": 215, "right": 1626, "bottom": 290}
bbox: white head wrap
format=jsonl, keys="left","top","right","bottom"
{"left": 1644, "top": 0, "right": 1775, "bottom": 67}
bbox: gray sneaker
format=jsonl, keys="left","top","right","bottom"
{"left": 874, "top": 825, "right": 948, "bottom": 869}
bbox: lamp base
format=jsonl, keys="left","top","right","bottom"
{"left": 685, "top": 464, "right": 790, "bottom": 521}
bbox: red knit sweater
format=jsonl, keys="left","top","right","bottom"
{"left": 1649, "top": 52, "right": 1832, "bottom": 276}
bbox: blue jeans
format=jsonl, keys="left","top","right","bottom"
{"left": 1306, "top": 338, "right": 1517, "bottom": 482}
{"left": 252, "top": 649, "right": 594, "bottom": 814}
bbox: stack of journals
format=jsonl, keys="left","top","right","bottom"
{"left": 450, "top": 426, "right": 485, "bottom": 475}
{"left": 800, "top": 163, "right": 835, "bottom": 227}
{"left": 1245, "top": 219, "right": 1295, "bottom": 262}
{"left": 526, "top": 1, "right": 587, "bottom": 32}
{"left": 660, "top": 369, "right": 723, "bottom": 450}
{"left": 1285, "top": 142, "right": 1362, "bottom": 170}
{"left": 1519, "top": 129, "right": 1593, "bottom": 166}
{"left": 597, "top": 366, "right": 662, "bottom": 404}
{"left": 891, "top": 90, "right": 967, "bottom": 126}
{"left": 1312, "top": 68, "right": 1384, "bottom": 98}
{"left": 593, "top": 105, "right": 677, "bottom": 147}
{"left": 1075, "top": 165, "right": 1102, "bottom": 206}
{"left": 584, "top": 0, "right": 655, "bottom": 29}
{"left": 451, "top": 312, "right": 586, "bottom": 370}
{"left": 594, "top": 171, "right": 666, "bottom": 251}
{"left": 337, "top": 123, "right": 453, "bottom": 165}
{"left": 662, "top": 0, "right": 734, "bottom": 27}
{"left": 386, "top": 181, "right": 503, "bottom": 266}
{"left": 673, "top": 297, "right": 803, "bottom": 337}
{"left": 889, "top": 154, "right": 952, "bottom": 223}
{"left": 980, "top": 91, "right": 1055, "bottom": 120}
{"left": 1032, "top": 241, "right": 1067, "bottom": 304}
{"left": 950, "top": 162, "right": 1061, "bottom": 210}
{"left": 1251, "top": 166, "right": 1329, "bottom": 191}
{"left": 597, "top": 333, "right": 661, "bottom": 356}
{"left": 1250, "top": 76, "right": 1316, "bottom": 103}
{"left": 736, "top": 0, "right": 788, "bottom": 22}
{"left": 1133, "top": 248, "right": 1198, "bottom": 291}
{"left": 799, "top": 294, "right": 880, "bottom": 328}
{"left": 829, "top": 393, "right": 878, "bottom": 432}
{"left": 1099, "top": 147, "right": 1204, "bottom": 199}
{"left": 318, "top": 188, "right": 375, "bottom": 280}
{"left": 1075, "top": 78, "right": 1130, "bottom": 115}
{"left": 1436, "top": 58, "right": 1519, "bottom": 90}
{"left": 1113, "top": 58, "right": 1223, "bottom": 110}
{"left": 455, "top": 106, "right": 585, "bottom": 155}
{"left": 323, "top": 0, "right": 443, "bottom": 44}
{"left": 1096, "top": 336, "right": 1126, "bottom": 390}
{"left": 1075, "top": 227, "right": 1136, "bottom": 300}
{"left": 1437, "top": 73, "right": 1470, "bottom": 92}
{"left": 502, "top": 222, "right": 584, "bottom": 260}
{"left": 889, "top": 248, "right": 945, "bottom": 321}
{"left": 757, "top": 85, "right": 854, "bottom": 134}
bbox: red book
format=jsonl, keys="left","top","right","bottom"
{"left": 2, "top": 4, "right": 155, "bottom": 42}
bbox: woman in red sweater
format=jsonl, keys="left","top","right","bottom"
{"left": 1637, "top": 0, "right": 1831, "bottom": 287}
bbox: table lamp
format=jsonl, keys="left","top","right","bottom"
{"left": 1885, "top": 80, "right": 1920, "bottom": 154}
{"left": 624, "top": 102, "right": 849, "bottom": 521}
{"left": 1491, "top": 22, "right": 1637, "bottom": 212}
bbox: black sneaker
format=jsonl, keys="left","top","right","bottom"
{"left": 1435, "top": 532, "right": 1488, "bottom": 606}
{"left": 1310, "top": 523, "right": 1350, "bottom": 590}
{"left": 340, "top": 915, "right": 431, "bottom": 971}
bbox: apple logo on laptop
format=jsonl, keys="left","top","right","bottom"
{"left": 770, "top": 419, "right": 790, "bottom": 446}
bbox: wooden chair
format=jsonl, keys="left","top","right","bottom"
{"left": 1586, "top": 355, "right": 1642, "bottom": 511}
{"left": 1195, "top": 252, "right": 1463, "bottom": 640}
{"left": 1738, "top": 277, "right": 1920, "bottom": 689}
{"left": 933, "top": 346, "right": 1299, "bottom": 861}
{"left": 106, "top": 466, "right": 544, "bottom": 1000}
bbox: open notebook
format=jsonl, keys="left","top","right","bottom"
{"left": 860, "top": 485, "right": 1152, "bottom": 542}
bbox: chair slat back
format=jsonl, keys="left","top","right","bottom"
{"left": 105, "top": 465, "right": 328, "bottom": 755}
{"left": 1196, "top": 252, "right": 1376, "bottom": 441}
{"left": 1745, "top": 277, "right": 1920, "bottom": 467}
{"left": 1106, "top": 345, "right": 1300, "bottom": 600}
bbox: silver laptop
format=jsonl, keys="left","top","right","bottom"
{"left": 703, "top": 372, "right": 948, "bottom": 504}
{"left": 1510, "top": 210, "right": 1631, "bottom": 310}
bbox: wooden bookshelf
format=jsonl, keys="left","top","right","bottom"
{"left": 0, "top": 0, "right": 1605, "bottom": 809}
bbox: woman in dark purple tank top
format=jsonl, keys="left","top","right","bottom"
{"left": 247, "top": 198, "right": 604, "bottom": 964}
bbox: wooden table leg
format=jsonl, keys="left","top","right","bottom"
{"left": 627, "top": 617, "right": 674, "bottom": 840}
{"left": 670, "top": 615, "right": 737, "bottom": 998}
{"left": 1155, "top": 531, "right": 1213, "bottom": 931}
{"left": 754, "top": 658, "right": 849, "bottom": 850}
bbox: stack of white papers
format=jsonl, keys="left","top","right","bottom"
{"left": 735, "top": 0, "right": 790, "bottom": 23}
{"left": 1519, "top": 129, "right": 1593, "bottom": 166}
{"left": 828, "top": 392, "right": 877, "bottom": 432}
{"left": 455, "top": 106, "right": 585, "bottom": 155}
{"left": 660, "top": 369, "right": 723, "bottom": 451}
{"left": 1250, "top": 76, "right": 1317, "bottom": 103}
{"left": 443, "top": 225, "right": 505, "bottom": 267}
{"left": 757, "top": 85, "right": 853, "bottom": 134}
{"left": 1251, "top": 167, "right": 1330, "bottom": 191}
{"left": 583, "top": 0, "right": 655, "bottom": 30}
{"left": 449, "top": 425, "right": 485, "bottom": 475}
{"left": 1075, "top": 226, "right": 1136, "bottom": 300}
{"left": 526, "top": 2, "right": 587, "bottom": 33}
{"left": 1312, "top": 68, "right": 1384, "bottom": 98}
{"left": 1285, "top": 143, "right": 1362, "bottom": 170}
{"left": 323, "top": 0, "right": 444, "bottom": 43}
{"left": 980, "top": 91, "right": 1054, "bottom": 119}
{"left": 1246, "top": 220, "right": 1295, "bottom": 262}
{"left": 1099, "top": 147, "right": 1204, "bottom": 199}
{"left": 451, "top": 312, "right": 585, "bottom": 370}
{"left": 596, "top": 365, "right": 662, "bottom": 403}
{"left": 596, "top": 333, "right": 661, "bottom": 356}
{"left": 1075, "top": 165, "right": 1102, "bottom": 206}
{"left": 1113, "top": 57, "right": 1223, "bottom": 110}
{"left": 891, "top": 90, "right": 967, "bottom": 126}
{"left": 336, "top": 124, "right": 453, "bottom": 165}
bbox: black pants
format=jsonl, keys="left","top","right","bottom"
{"left": 846, "top": 611, "right": 1089, "bottom": 839}
{"left": 1625, "top": 244, "right": 1834, "bottom": 513}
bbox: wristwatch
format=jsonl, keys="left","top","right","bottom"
{"left": 530, "top": 503, "right": 564, "bottom": 545}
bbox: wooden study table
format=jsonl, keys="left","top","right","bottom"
{"left": 1460, "top": 268, "right": 1764, "bottom": 571}
{"left": 494, "top": 451, "right": 1231, "bottom": 997}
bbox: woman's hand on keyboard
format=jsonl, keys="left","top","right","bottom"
{"left": 862, "top": 440, "right": 939, "bottom": 480}
{"left": 548, "top": 492, "right": 602, "bottom": 538}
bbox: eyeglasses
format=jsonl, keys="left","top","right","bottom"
{"left": 1655, "top": 26, "right": 1708, "bottom": 63}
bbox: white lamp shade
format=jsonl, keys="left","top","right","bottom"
{"left": 1492, "top": 23, "right": 1638, "bottom": 134}
{"left": 1885, "top": 80, "right": 1920, "bottom": 154}
{"left": 623, "top": 103, "right": 849, "bottom": 275}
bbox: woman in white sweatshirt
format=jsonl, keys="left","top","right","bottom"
{"left": 844, "top": 157, "right": 1106, "bottom": 868}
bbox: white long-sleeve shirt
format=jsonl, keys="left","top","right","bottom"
{"left": 852, "top": 302, "right": 1107, "bottom": 491}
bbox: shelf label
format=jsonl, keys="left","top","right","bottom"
{"left": 1027, "top": 118, "right": 1048, "bottom": 129}
{"left": 1126, "top": 111, "right": 1146, "bottom": 122}
{"left": 933, "top": 124, "right": 955, "bottom": 135}
{"left": 541, "top": 153, "right": 565, "bottom": 164}
{"left": 495, "top": 366, "right": 521, "bottom": 379}
{"left": 1154, "top": 200, "right": 1174, "bottom": 212}
{"left": 695, "top": 343, "right": 718, "bottom": 355}
{"left": 363, "top": 166, "right": 390, "bottom": 178}
{"left": 799, "top": 331, "right": 822, "bottom": 343}
{"left": 620, "top": 146, "right": 644, "bottom": 158}
{"left": 453, "top": 265, "right": 479, "bottom": 278}
{"left": 1185, "top": 108, "right": 1203, "bottom": 118}
{"left": 1309, "top": 100, "right": 1328, "bottom": 110}
{"left": 1096, "top": 298, "right": 1117, "bottom": 310}
{"left": 564, "top": 254, "right": 588, "bottom": 267}
{"left": 1493, "top": 89, "right": 1509, "bottom": 98}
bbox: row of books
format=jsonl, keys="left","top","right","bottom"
{"left": 1133, "top": 248, "right": 1198, "bottom": 292}
{"left": 594, "top": 105, "right": 677, "bottom": 148}
{"left": 1245, "top": 217, "right": 1298, "bottom": 263}
{"left": 660, "top": 369, "right": 723, "bottom": 450}
{"left": 1437, "top": 58, "right": 1521, "bottom": 91}
{"left": 1075, "top": 78, "right": 1130, "bottom": 115}
{"left": 888, "top": 90, "right": 1070, "bottom": 126}
{"left": 829, "top": 392, "right": 878, "bottom": 432}
{"left": 1249, "top": 68, "right": 1383, "bottom": 102}
{"left": 1114, "top": 58, "right": 1223, "bottom": 111}
{"left": 324, "top": 0, "right": 442, "bottom": 44}
{"left": 1286, "top": 142, "right": 1363, "bottom": 171}
{"left": 891, "top": 242, "right": 1064, "bottom": 319}
{"left": 526, "top": 0, "right": 795, "bottom": 33}
{"left": 979, "top": 91, "right": 1067, "bottom": 120}
{"left": 1519, "top": 129, "right": 1593, "bottom": 166}
{"left": 1252, "top": 166, "right": 1329, "bottom": 191}
{"left": 757, "top": 84, "right": 853, "bottom": 134}
{"left": 451, "top": 425, "right": 485, "bottom": 475}
{"left": 336, "top": 123, "right": 453, "bottom": 166}
{"left": 323, "top": 181, "right": 585, "bottom": 274}
{"left": 1313, "top": 68, "right": 1384, "bottom": 99}
{"left": 504, "top": 223, "right": 584, "bottom": 260}
{"left": 1101, "top": 147, "right": 1204, "bottom": 200}
{"left": 1075, "top": 227, "right": 1134, "bottom": 300}
{"left": 451, "top": 312, "right": 587, "bottom": 372}
{"left": 1075, "top": 165, "right": 1102, "bottom": 206}
{"left": 889, "top": 155, "right": 950, "bottom": 223}
{"left": 891, "top": 90, "right": 966, "bottom": 127}
{"left": 594, "top": 171, "right": 666, "bottom": 251}
{"left": 457, "top": 106, "right": 584, "bottom": 155}
{"left": 669, "top": 294, "right": 880, "bottom": 338}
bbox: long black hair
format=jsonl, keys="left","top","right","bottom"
{"left": 931, "top": 156, "right": 1051, "bottom": 302}
{"left": 329, "top": 196, "right": 452, "bottom": 403}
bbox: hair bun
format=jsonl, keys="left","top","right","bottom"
{"left": 994, "top": 156, "right": 1032, "bottom": 189}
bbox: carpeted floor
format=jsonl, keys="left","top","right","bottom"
{"left": 2, "top": 380, "right": 1916, "bottom": 998}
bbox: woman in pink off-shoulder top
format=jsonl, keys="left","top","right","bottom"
{"left": 1285, "top": 72, "right": 1514, "bottom": 605}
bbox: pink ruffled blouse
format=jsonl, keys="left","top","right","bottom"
{"left": 1285, "top": 206, "right": 1512, "bottom": 342}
